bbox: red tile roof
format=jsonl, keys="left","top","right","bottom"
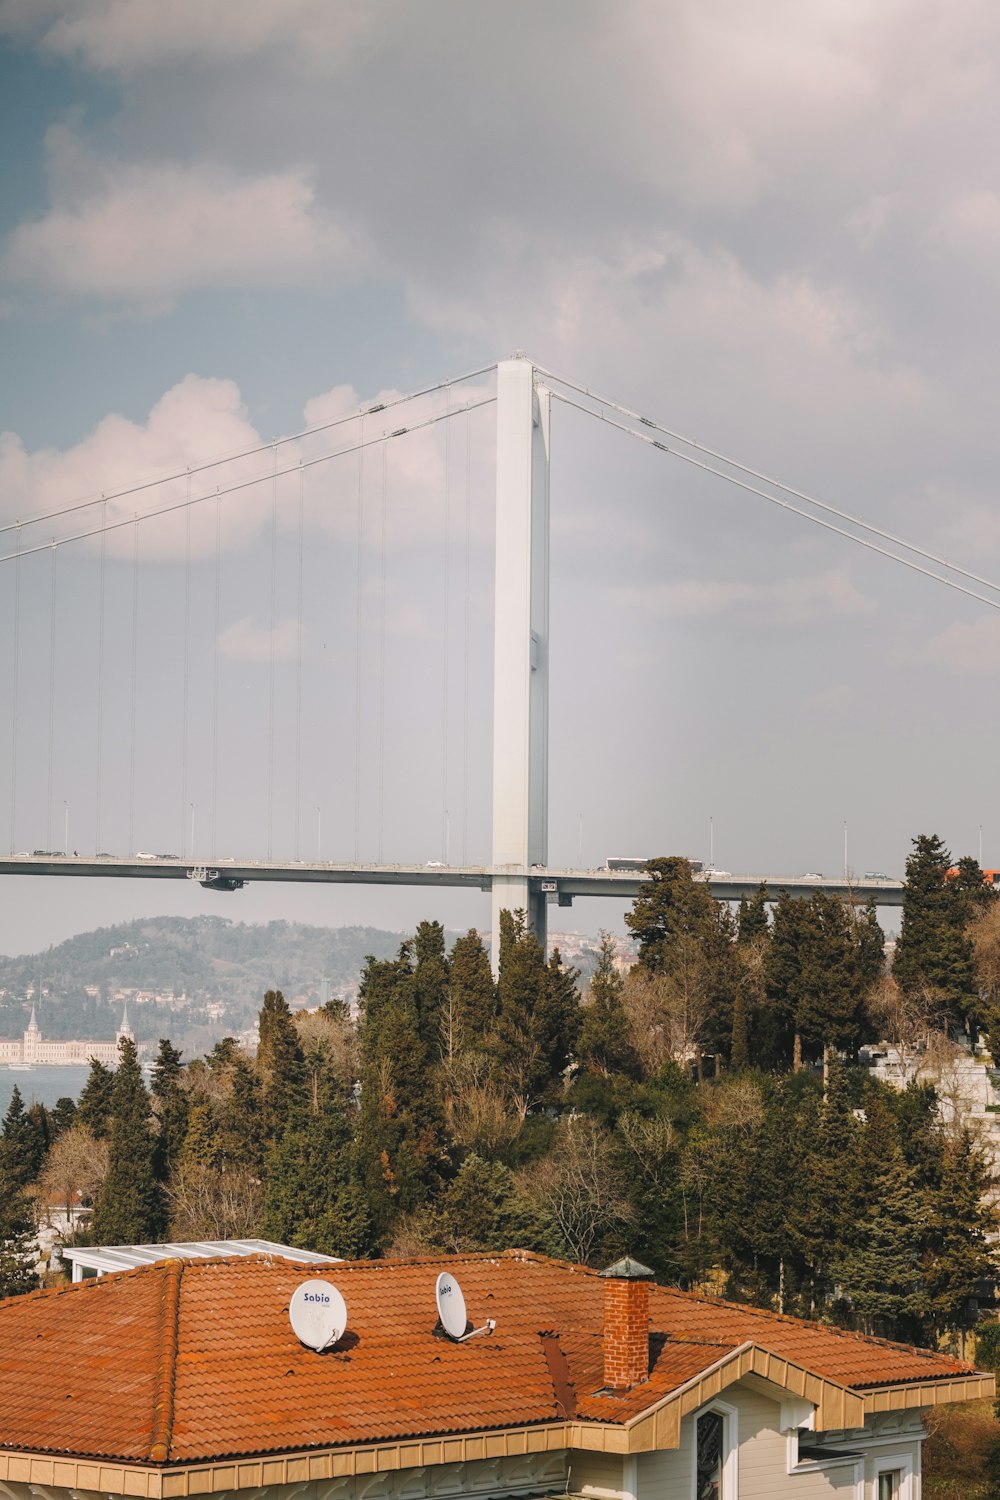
{"left": 0, "top": 1250, "right": 979, "bottom": 1465}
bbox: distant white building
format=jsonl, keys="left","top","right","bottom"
{"left": 0, "top": 1002, "right": 138, "bottom": 1067}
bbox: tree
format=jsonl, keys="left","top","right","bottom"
{"left": 355, "top": 945, "right": 446, "bottom": 1246}
{"left": 76, "top": 1059, "right": 115, "bottom": 1138}
{"left": 518, "top": 1114, "right": 633, "bottom": 1265}
{"left": 893, "top": 835, "right": 977, "bottom": 1028}
{"left": 36, "top": 1124, "right": 108, "bottom": 1227}
{"left": 833, "top": 1093, "right": 927, "bottom": 1339}
{"left": 0, "top": 1086, "right": 47, "bottom": 1189}
{"left": 263, "top": 1081, "right": 370, "bottom": 1258}
{"left": 256, "top": 990, "right": 307, "bottom": 1144}
{"left": 921, "top": 1130, "right": 997, "bottom": 1339}
{"left": 446, "top": 930, "right": 496, "bottom": 1055}
{"left": 151, "top": 1039, "right": 188, "bottom": 1179}
{"left": 626, "top": 858, "right": 735, "bottom": 1072}
{"left": 91, "top": 1036, "right": 164, "bottom": 1244}
{"left": 577, "top": 934, "right": 641, "bottom": 1079}
{"left": 412, "top": 920, "right": 449, "bottom": 1060}
{"left": 423, "top": 1153, "right": 560, "bottom": 1255}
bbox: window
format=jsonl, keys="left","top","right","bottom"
{"left": 696, "top": 1411, "right": 724, "bottom": 1500}
{"left": 877, "top": 1473, "right": 902, "bottom": 1500}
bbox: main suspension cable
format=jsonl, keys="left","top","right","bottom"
{"left": 552, "top": 393, "right": 1000, "bottom": 613}
{"left": 0, "top": 364, "right": 497, "bottom": 538}
{"left": 541, "top": 367, "right": 1000, "bottom": 600}
{"left": 0, "top": 397, "right": 496, "bottom": 566}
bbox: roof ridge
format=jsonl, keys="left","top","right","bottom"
{"left": 653, "top": 1286, "right": 974, "bottom": 1368}
{"left": 149, "top": 1259, "right": 183, "bottom": 1463}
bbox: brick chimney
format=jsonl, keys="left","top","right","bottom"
{"left": 599, "top": 1256, "right": 653, "bottom": 1391}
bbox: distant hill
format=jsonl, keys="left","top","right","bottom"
{"left": 0, "top": 916, "right": 411, "bottom": 1054}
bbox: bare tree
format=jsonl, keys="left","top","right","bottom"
{"left": 36, "top": 1125, "right": 108, "bottom": 1227}
{"left": 296, "top": 1007, "right": 357, "bottom": 1110}
{"left": 447, "top": 1054, "right": 525, "bottom": 1157}
{"left": 517, "top": 1115, "right": 632, "bottom": 1264}
{"left": 623, "top": 940, "right": 715, "bottom": 1076}
{"left": 867, "top": 973, "right": 946, "bottom": 1071}
{"left": 166, "top": 1161, "right": 263, "bottom": 1240}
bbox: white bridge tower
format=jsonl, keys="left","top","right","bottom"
{"left": 490, "top": 357, "right": 550, "bottom": 971}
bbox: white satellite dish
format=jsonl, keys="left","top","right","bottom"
{"left": 435, "top": 1271, "right": 469, "bottom": 1340}
{"left": 289, "top": 1279, "right": 348, "bottom": 1351}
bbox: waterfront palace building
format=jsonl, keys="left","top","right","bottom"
{"left": 0, "top": 1002, "right": 135, "bottom": 1066}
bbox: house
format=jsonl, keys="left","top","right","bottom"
{"left": 0, "top": 1250, "right": 989, "bottom": 1500}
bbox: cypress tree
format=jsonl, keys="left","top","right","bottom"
{"left": 493, "top": 910, "right": 549, "bottom": 1101}
{"left": 834, "top": 1092, "right": 927, "bottom": 1339}
{"left": 256, "top": 990, "right": 307, "bottom": 1144}
{"left": 922, "top": 1130, "right": 997, "bottom": 1339}
{"left": 0, "top": 1087, "right": 46, "bottom": 1189}
{"left": 219, "top": 1054, "right": 265, "bottom": 1173}
{"left": 413, "top": 921, "right": 449, "bottom": 1060}
{"left": 263, "top": 1080, "right": 370, "bottom": 1258}
{"left": 0, "top": 1171, "right": 35, "bottom": 1298}
{"left": 92, "top": 1037, "right": 164, "bottom": 1244}
{"left": 355, "top": 946, "right": 445, "bottom": 1246}
{"left": 447, "top": 929, "right": 496, "bottom": 1054}
{"left": 76, "top": 1059, "right": 115, "bottom": 1138}
{"left": 737, "top": 884, "right": 770, "bottom": 945}
{"left": 50, "top": 1097, "right": 77, "bottom": 1138}
{"left": 151, "top": 1039, "right": 188, "bottom": 1179}
{"left": 893, "top": 834, "right": 976, "bottom": 1025}
{"left": 577, "top": 934, "right": 641, "bottom": 1079}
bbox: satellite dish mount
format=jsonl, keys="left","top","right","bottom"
{"left": 435, "top": 1271, "right": 496, "bottom": 1343}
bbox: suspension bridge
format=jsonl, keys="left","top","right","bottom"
{"left": 4, "top": 354, "right": 995, "bottom": 961}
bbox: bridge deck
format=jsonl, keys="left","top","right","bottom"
{"left": 0, "top": 855, "right": 905, "bottom": 905}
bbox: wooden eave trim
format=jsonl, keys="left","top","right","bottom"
{"left": 0, "top": 1427, "right": 576, "bottom": 1499}
{"left": 861, "top": 1372, "right": 996, "bottom": 1413}
{"left": 0, "top": 1368, "right": 988, "bottom": 1496}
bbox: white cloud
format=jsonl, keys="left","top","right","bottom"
{"left": 0, "top": 374, "right": 273, "bottom": 560}
{"left": 922, "top": 615, "right": 1000, "bottom": 675}
{"left": 217, "top": 616, "right": 303, "bottom": 665}
{"left": 0, "top": 0, "right": 379, "bottom": 71}
{"left": 2, "top": 127, "right": 361, "bottom": 304}
{"left": 609, "top": 568, "right": 875, "bottom": 626}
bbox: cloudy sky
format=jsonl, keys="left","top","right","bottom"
{"left": 2, "top": 0, "right": 1000, "bottom": 955}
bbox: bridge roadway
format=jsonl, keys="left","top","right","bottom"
{"left": 0, "top": 855, "right": 906, "bottom": 906}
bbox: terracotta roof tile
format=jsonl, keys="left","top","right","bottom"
{"left": 0, "top": 1251, "right": 980, "bottom": 1465}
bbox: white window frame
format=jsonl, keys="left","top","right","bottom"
{"left": 871, "top": 1452, "right": 915, "bottom": 1500}
{"left": 691, "top": 1397, "right": 739, "bottom": 1500}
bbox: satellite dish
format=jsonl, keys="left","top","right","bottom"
{"left": 435, "top": 1270, "right": 468, "bottom": 1340}
{"left": 289, "top": 1279, "right": 348, "bottom": 1351}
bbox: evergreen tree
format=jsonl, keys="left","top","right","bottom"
{"left": 493, "top": 910, "right": 549, "bottom": 1100}
{"left": 355, "top": 946, "right": 445, "bottom": 1246}
{"left": 0, "top": 1087, "right": 47, "bottom": 1189}
{"left": 922, "top": 1130, "right": 997, "bottom": 1339}
{"left": 893, "top": 834, "right": 976, "bottom": 1026}
{"left": 50, "top": 1097, "right": 77, "bottom": 1137}
{"left": 263, "top": 1080, "right": 370, "bottom": 1257}
{"left": 796, "top": 1061, "right": 862, "bottom": 1310}
{"left": 431, "top": 1153, "right": 561, "bottom": 1255}
{"left": 627, "top": 859, "right": 736, "bottom": 1069}
{"left": 446, "top": 930, "right": 496, "bottom": 1054}
{"left": 0, "top": 1174, "right": 35, "bottom": 1298}
{"left": 256, "top": 990, "right": 307, "bottom": 1144}
{"left": 412, "top": 921, "right": 449, "bottom": 1060}
{"left": 737, "top": 884, "right": 770, "bottom": 945}
{"left": 577, "top": 934, "right": 641, "bottom": 1078}
{"left": 76, "top": 1059, "right": 115, "bottom": 1138}
{"left": 151, "top": 1039, "right": 188, "bottom": 1179}
{"left": 834, "top": 1093, "right": 927, "bottom": 1338}
{"left": 218, "top": 1054, "right": 265, "bottom": 1173}
{"left": 91, "top": 1037, "right": 164, "bottom": 1244}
